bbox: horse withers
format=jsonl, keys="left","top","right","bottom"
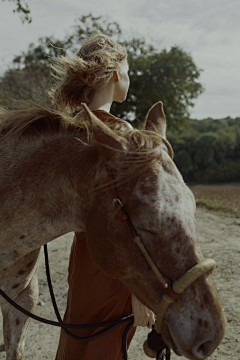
{"left": 0, "top": 102, "right": 225, "bottom": 359}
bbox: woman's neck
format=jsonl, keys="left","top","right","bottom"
{"left": 88, "top": 78, "right": 115, "bottom": 113}
{"left": 88, "top": 103, "right": 111, "bottom": 113}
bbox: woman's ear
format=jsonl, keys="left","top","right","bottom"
{"left": 113, "top": 71, "right": 119, "bottom": 83}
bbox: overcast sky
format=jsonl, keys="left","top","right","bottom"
{"left": 0, "top": 0, "right": 239, "bottom": 119}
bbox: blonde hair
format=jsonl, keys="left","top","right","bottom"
{"left": 49, "top": 31, "right": 127, "bottom": 111}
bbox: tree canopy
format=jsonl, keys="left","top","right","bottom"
{"left": 169, "top": 117, "right": 240, "bottom": 184}
{"left": 2, "top": 0, "right": 31, "bottom": 23}
{"left": 0, "top": 14, "right": 203, "bottom": 132}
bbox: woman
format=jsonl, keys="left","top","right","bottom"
{"left": 50, "top": 31, "right": 155, "bottom": 360}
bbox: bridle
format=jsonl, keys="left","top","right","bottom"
{"left": 107, "top": 137, "right": 216, "bottom": 359}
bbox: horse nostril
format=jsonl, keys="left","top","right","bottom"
{"left": 193, "top": 340, "right": 213, "bottom": 359}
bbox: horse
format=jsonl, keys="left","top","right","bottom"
{"left": 0, "top": 101, "right": 225, "bottom": 360}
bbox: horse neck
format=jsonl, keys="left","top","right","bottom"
{"left": 2, "top": 132, "right": 106, "bottom": 235}
{"left": 37, "top": 133, "right": 106, "bottom": 226}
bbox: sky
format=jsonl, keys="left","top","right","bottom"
{"left": 0, "top": 0, "right": 239, "bottom": 120}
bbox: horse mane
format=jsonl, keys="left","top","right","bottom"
{"left": 0, "top": 106, "right": 84, "bottom": 138}
{"left": 0, "top": 105, "right": 163, "bottom": 188}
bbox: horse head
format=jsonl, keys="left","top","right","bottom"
{"left": 82, "top": 103, "right": 225, "bottom": 360}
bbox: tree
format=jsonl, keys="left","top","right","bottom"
{"left": 69, "top": 14, "right": 122, "bottom": 44}
{"left": 0, "top": 37, "right": 69, "bottom": 108}
{"left": 113, "top": 45, "right": 203, "bottom": 130}
{"left": 0, "top": 14, "right": 203, "bottom": 132}
{"left": 169, "top": 117, "right": 240, "bottom": 184}
{"left": 2, "top": 0, "right": 31, "bottom": 23}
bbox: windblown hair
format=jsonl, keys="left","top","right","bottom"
{"left": 49, "top": 31, "right": 128, "bottom": 111}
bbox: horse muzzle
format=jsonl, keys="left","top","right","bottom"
{"left": 143, "top": 259, "right": 218, "bottom": 359}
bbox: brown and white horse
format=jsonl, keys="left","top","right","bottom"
{"left": 0, "top": 102, "right": 225, "bottom": 360}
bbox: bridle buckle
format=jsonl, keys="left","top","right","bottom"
{"left": 113, "top": 197, "right": 122, "bottom": 207}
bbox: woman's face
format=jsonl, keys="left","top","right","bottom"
{"left": 113, "top": 59, "right": 130, "bottom": 103}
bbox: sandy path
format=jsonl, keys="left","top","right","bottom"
{"left": 0, "top": 208, "right": 239, "bottom": 359}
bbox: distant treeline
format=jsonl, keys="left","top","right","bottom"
{"left": 168, "top": 117, "right": 240, "bottom": 184}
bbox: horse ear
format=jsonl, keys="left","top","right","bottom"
{"left": 145, "top": 101, "right": 167, "bottom": 138}
{"left": 82, "top": 103, "right": 127, "bottom": 162}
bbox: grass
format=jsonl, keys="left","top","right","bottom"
{"left": 195, "top": 198, "right": 238, "bottom": 213}
{"left": 190, "top": 183, "right": 240, "bottom": 217}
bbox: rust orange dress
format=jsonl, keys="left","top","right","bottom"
{"left": 55, "top": 111, "right": 135, "bottom": 360}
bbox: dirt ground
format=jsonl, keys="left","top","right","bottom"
{"left": 0, "top": 207, "right": 239, "bottom": 360}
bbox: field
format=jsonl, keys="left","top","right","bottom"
{"left": 0, "top": 184, "right": 239, "bottom": 359}
{"left": 190, "top": 183, "right": 240, "bottom": 217}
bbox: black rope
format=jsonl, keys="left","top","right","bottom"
{"left": 44, "top": 243, "right": 134, "bottom": 356}
{"left": 0, "top": 249, "right": 133, "bottom": 332}
{"left": 0, "top": 244, "right": 135, "bottom": 357}
{"left": 43, "top": 244, "right": 134, "bottom": 342}
{"left": 122, "top": 317, "right": 134, "bottom": 360}
{"left": 0, "top": 287, "right": 133, "bottom": 331}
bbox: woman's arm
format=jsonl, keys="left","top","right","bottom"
{"left": 131, "top": 293, "right": 155, "bottom": 328}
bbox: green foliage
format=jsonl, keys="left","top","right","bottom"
{"left": 0, "top": 36, "right": 73, "bottom": 108}
{"left": 0, "top": 14, "right": 203, "bottom": 133}
{"left": 118, "top": 46, "right": 203, "bottom": 130}
{"left": 175, "top": 149, "right": 193, "bottom": 174}
{"left": 169, "top": 117, "right": 240, "bottom": 184}
{"left": 3, "top": 0, "right": 31, "bottom": 23}
{"left": 0, "top": 63, "right": 50, "bottom": 107}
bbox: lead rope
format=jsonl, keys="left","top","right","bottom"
{"left": 0, "top": 248, "right": 134, "bottom": 357}
{"left": 43, "top": 244, "right": 134, "bottom": 359}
